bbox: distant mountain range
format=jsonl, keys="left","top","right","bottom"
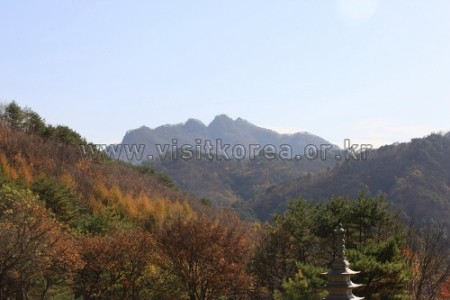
{"left": 119, "top": 114, "right": 338, "bottom": 163}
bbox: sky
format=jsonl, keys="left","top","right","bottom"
{"left": 1, "top": 0, "right": 449, "bottom": 148}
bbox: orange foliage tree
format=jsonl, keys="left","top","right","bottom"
{"left": 407, "top": 225, "right": 450, "bottom": 300}
{"left": 155, "top": 210, "right": 255, "bottom": 300}
{"left": 0, "top": 185, "right": 83, "bottom": 300}
{"left": 74, "top": 229, "right": 167, "bottom": 299}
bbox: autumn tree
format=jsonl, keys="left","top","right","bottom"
{"left": 155, "top": 210, "right": 255, "bottom": 300}
{"left": 74, "top": 229, "right": 168, "bottom": 299}
{"left": 0, "top": 185, "right": 83, "bottom": 300}
{"left": 407, "top": 225, "right": 450, "bottom": 300}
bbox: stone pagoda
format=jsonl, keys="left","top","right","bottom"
{"left": 322, "top": 224, "right": 364, "bottom": 300}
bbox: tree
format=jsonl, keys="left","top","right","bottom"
{"left": 274, "top": 264, "right": 327, "bottom": 300}
{"left": 22, "top": 108, "right": 46, "bottom": 135}
{"left": 251, "top": 199, "right": 320, "bottom": 294}
{"left": 347, "top": 239, "right": 409, "bottom": 298}
{"left": 52, "top": 125, "right": 85, "bottom": 146}
{"left": 407, "top": 225, "right": 450, "bottom": 300}
{"left": 32, "top": 176, "right": 83, "bottom": 225}
{"left": 0, "top": 185, "right": 83, "bottom": 300}
{"left": 155, "top": 211, "right": 255, "bottom": 300}
{"left": 4, "top": 101, "right": 24, "bottom": 129}
{"left": 74, "top": 230, "right": 168, "bottom": 300}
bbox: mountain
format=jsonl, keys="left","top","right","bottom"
{"left": 247, "top": 133, "right": 450, "bottom": 226}
{"left": 119, "top": 114, "right": 338, "bottom": 163}
{"left": 119, "top": 115, "right": 340, "bottom": 207}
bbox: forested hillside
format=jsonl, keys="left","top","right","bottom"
{"left": 249, "top": 133, "right": 450, "bottom": 226}
{"left": 0, "top": 102, "right": 203, "bottom": 230}
{"left": 149, "top": 151, "right": 336, "bottom": 208}
{"left": 0, "top": 102, "right": 257, "bottom": 299}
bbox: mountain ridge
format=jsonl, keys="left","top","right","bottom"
{"left": 120, "top": 115, "right": 338, "bottom": 163}
{"left": 246, "top": 132, "right": 450, "bottom": 225}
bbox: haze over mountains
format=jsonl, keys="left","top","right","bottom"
{"left": 120, "top": 114, "right": 337, "bottom": 163}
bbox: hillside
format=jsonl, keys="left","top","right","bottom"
{"left": 248, "top": 133, "right": 450, "bottom": 225}
{"left": 0, "top": 103, "right": 205, "bottom": 232}
{"left": 148, "top": 152, "right": 337, "bottom": 209}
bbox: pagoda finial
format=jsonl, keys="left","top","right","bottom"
{"left": 335, "top": 223, "right": 346, "bottom": 259}
{"left": 322, "top": 224, "right": 364, "bottom": 299}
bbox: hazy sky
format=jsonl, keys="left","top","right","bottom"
{"left": 1, "top": 0, "right": 449, "bottom": 148}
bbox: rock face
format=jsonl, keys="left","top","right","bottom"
{"left": 119, "top": 114, "right": 337, "bottom": 163}
{"left": 323, "top": 224, "right": 364, "bottom": 300}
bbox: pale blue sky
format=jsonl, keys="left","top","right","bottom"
{"left": 1, "top": 0, "right": 449, "bottom": 148}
